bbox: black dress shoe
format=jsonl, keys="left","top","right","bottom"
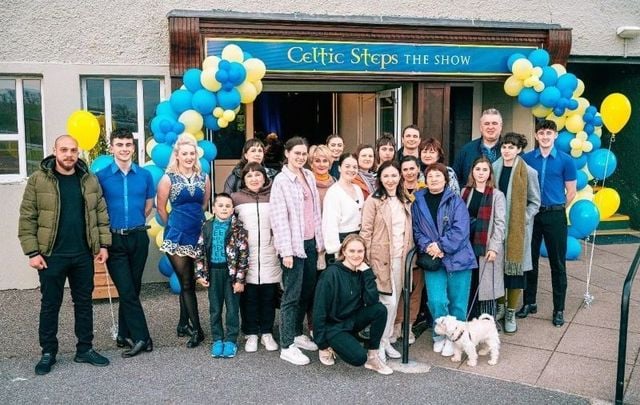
{"left": 515, "top": 304, "right": 538, "bottom": 319}
{"left": 35, "top": 353, "right": 56, "bottom": 375}
{"left": 553, "top": 311, "right": 565, "bottom": 327}
{"left": 116, "top": 336, "right": 133, "bottom": 348}
{"left": 186, "top": 330, "right": 204, "bottom": 348}
{"left": 74, "top": 349, "right": 110, "bottom": 367}
{"left": 122, "top": 339, "right": 152, "bottom": 358}
{"left": 176, "top": 324, "right": 193, "bottom": 337}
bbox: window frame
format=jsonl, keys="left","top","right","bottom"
{"left": 81, "top": 76, "right": 164, "bottom": 165}
{"left": 0, "top": 76, "right": 45, "bottom": 183}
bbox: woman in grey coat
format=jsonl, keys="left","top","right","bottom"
{"left": 493, "top": 132, "right": 541, "bottom": 333}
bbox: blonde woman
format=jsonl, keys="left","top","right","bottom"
{"left": 157, "top": 135, "right": 211, "bottom": 348}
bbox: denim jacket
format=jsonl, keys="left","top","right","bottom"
{"left": 411, "top": 187, "right": 476, "bottom": 272}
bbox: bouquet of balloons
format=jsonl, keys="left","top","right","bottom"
{"left": 503, "top": 49, "right": 632, "bottom": 259}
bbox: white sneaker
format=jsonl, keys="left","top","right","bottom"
{"left": 260, "top": 333, "right": 279, "bottom": 351}
{"left": 407, "top": 328, "right": 416, "bottom": 345}
{"left": 280, "top": 344, "right": 310, "bottom": 365}
{"left": 384, "top": 343, "right": 401, "bottom": 359}
{"left": 441, "top": 339, "right": 454, "bottom": 357}
{"left": 244, "top": 335, "right": 258, "bottom": 353}
{"left": 433, "top": 339, "right": 445, "bottom": 353}
{"left": 294, "top": 335, "right": 318, "bottom": 351}
{"left": 389, "top": 323, "right": 401, "bottom": 344}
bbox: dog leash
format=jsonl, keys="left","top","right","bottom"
{"left": 465, "top": 259, "right": 491, "bottom": 321}
{"left": 103, "top": 262, "right": 119, "bottom": 340}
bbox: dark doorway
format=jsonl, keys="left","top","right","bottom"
{"left": 449, "top": 87, "right": 474, "bottom": 165}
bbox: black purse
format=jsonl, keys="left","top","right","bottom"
{"left": 417, "top": 252, "right": 442, "bottom": 272}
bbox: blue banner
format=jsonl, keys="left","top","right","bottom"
{"left": 206, "top": 38, "right": 535, "bottom": 76}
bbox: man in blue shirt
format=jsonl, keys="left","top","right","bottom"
{"left": 97, "top": 128, "right": 155, "bottom": 357}
{"left": 519, "top": 120, "right": 577, "bottom": 327}
{"left": 453, "top": 108, "right": 503, "bottom": 183}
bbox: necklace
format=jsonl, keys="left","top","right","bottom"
{"left": 179, "top": 170, "right": 195, "bottom": 182}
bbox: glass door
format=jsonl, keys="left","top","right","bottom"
{"left": 375, "top": 87, "right": 402, "bottom": 143}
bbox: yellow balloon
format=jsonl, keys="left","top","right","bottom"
{"left": 155, "top": 228, "right": 165, "bottom": 249}
{"left": 569, "top": 138, "right": 581, "bottom": 149}
{"left": 146, "top": 138, "right": 157, "bottom": 158}
{"left": 204, "top": 211, "right": 213, "bottom": 220}
{"left": 570, "top": 148, "right": 582, "bottom": 158}
{"left": 167, "top": 200, "right": 172, "bottom": 213}
{"left": 533, "top": 82, "right": 545, "bottom": 92}
{"left": 180, "top": 132, "right": 197, "bottom": 142}
{"left": 178, "top": 110, "right": 204, "bottom": 134}
{"left": 583, "top": 141, "right": 593, "bottom": 153}
{"left": 147, "top": 217, "right": 162, "bottom": 239}
{"left": 202, "top": 56, "right": 220, "bottom": 71}
{"left": 213, "top": 107, "right": 224, "bottom": 118}
{"left": 582, "top": 167, "right": 594, "bottom": 181}
{"left": 532, "top": 104, "right": 552, "bottom": 118}
{"left": 523, "top": 76, "right": 538, "bottom": 88}
{"left": 234, "top": 106, "right": 241, "bottom": 114}
{"left": 222, "top": 44, "right": 244, "bottom": 63}
{"left": 546, "top": 112, "right": 566, "bottom": 131}
{"left": 573, "top": 79, "right": 585, "bottom": 98}
{"left": 576, "top": 131, "right": 588, "bottom": 141}
{"left": 593, "top": 187, "right": 620, "bottom": 220}
{"left": 565, "top": 113, "right": 585, "bottom": 133}
{"left": 237, "top": 81, "right": 258, "bottom": 103}
{"left": 252, "top": 80, "right": 263, "bottom": 94}
{"left": 551, "top": 63, "right": 566, "bottom": 76}
{"left": 66, "top": 110, "right": 100, "bottom": 151}
{"left": 222, "top": 109, "right": 236, "bottom": 122}
{"left": 512, "top": 59, "right": 533, "bottom": 80}
{"left": 197, "top": 146, "right": 204, "bottom": 159}
{"left": 600, "top": 93, "right": 632, "bottom": 134}
{"left": 594, "top": 126, "right": 602, "bottom": 137}
{"left": 532, "top": 67, "right": 543, "bottom": 77}
{"left": 243, "top": 58, "right": 267, "bottom": 82}
{"left": 575, "top": 97, "right": 590, "bottom": 115}
{"left": 194, "top": 130, "right": 205, "bottom": 141}
{"left": 201, "top": 68, "right": 222, "bottom": 92}
{"left": 217, "top": 118, "right": 229, "bottom": 128}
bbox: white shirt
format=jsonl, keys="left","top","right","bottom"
{"left": 322, "top": 183, "right": 365, "bottom": 254}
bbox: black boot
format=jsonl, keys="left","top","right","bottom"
{"left": 176, "top": 324, "right": 193, "bottom": 337}
{"left": 186, "top": 329, "right": 204, "bottom": 348}
{"left": 515, "top": 303, "right": 538, "bottom": 319}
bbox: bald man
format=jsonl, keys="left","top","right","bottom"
{"left": 19, "top": 135, "right": 112, "bottom": 375}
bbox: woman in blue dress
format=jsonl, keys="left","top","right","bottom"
{"left": 157, "top": 135, "right": 211, "bottom": 348}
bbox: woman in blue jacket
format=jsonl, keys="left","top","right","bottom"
{"left": 412, "top": 163, "right": 476, "bottom": 358}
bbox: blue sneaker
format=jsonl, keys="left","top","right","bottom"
{"left": 222, "top": 341, "right": 237, "bottom": 358}
{"left": 211, "top": 340, "right": 224, "bottom": 358}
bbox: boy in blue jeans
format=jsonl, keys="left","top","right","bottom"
{"left": 196, "top": 193, "right": 249, "bottom": 358}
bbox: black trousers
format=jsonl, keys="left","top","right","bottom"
{"left": 107, "top": 231, "right": 150, "bottom": 342}
{"left": 327, "top": 302, "right": 387, "bottom": 367}
{"left": 38, "top": 252, "right": 94, "bottom": 355}
{"left": 525, "top": 209, "right": 568, "bottom": 311}
{"left": 240, "top": 283, "right": 278, "bottom": 335}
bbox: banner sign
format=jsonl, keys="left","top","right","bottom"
{"left": 206, "top": 38, "right": 536, "bottom": 76}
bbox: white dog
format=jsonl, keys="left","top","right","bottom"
{"left": 434, "top": 314, "right": 500, "bottom": 366}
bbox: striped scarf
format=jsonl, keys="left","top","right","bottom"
{"left": 462, "top": 187, "right": 493, "bottom": 257}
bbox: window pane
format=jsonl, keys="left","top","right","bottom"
{"left": 212, "top": 105, "right": 246, "bottom": 159}
{"left": 0, "top": 140, "right": 19, "bottom": 174}
{"left": 110, "top": 80, "right": 138, "bottom": 134}
{"left": 23, "top": 79, "right": 43, "bottom": 174}
{"left": 86, "top": 79, "right": 105, "bottom": 116}
{"left": 143, "top": 79, "right": 160, "bottom": 145}
{"left": 0, "top": 79, "right": 17, "bottom": 134}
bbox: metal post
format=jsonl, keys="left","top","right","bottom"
{"left": 402, "top": 247, "right": 417, "bottom": 364}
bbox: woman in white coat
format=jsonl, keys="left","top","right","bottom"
{"left": 231, "top": 162, "right": 282, "bottom": 352}
{"left": 493, "top": 132, "right": 541, "bottom": 333}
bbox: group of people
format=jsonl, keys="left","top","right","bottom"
{"left": 18, "top": 107, "right": 577, "bottom": 377}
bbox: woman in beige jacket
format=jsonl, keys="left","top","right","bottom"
{"left": 360, "top": 160, "right": 414, "bottom": 361}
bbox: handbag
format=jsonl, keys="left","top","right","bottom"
{"left": 417, "top": 252, "right": 442, "bottom": 272}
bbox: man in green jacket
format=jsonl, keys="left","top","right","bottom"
{"left": 18, "top": 135, "right": 112, "bottom": 375}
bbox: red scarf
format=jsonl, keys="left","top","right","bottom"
{"left": 461, "top": 186, "right": 493, "bottom": 257}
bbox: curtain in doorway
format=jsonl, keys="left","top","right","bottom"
{"left": 256, "top": 93, "right": 283, "bottom": 139}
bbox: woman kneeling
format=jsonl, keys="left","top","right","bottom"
{"left": 312, "top": 235, "right": 392, "bottom": 375}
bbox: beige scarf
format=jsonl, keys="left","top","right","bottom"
{"left": 501, "top": 158, "right": 528, "bottom": 276}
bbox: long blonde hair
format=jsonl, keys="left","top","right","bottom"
{"left": 165, "top": 135, "right": 202, "bottom": 174}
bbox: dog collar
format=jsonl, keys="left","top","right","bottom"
{"left": 451, "top": 329, "right": 466, "bottom": 343}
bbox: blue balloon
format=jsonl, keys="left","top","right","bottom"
{"left": 586, "top": 106, "right": 597, "bottom": 115}
{"left": 568, "top": 99, "right": 579, "bottom": 110}
{"left": 243, "top": 52, "right": 252, "bottom": 60}
{"left": 568, "top": 226, "right": 584, "bottom": 239}
{"left": 518, "top": 88, "right": 539, "bottom": 108}
{"left": 150, "top": 116, "right": 162, "bottom": 136}
{"left": 587, "top": 134, "right": 601, "bottom": 150}
{"left": 219, "top": 60, "right": 231, "bottom": 71}
{"left": 159, "top": 256, "right": 174, "bottom": 277}
{"left": 540, "top": 66, "right": 558, "bottom": 86}
{"left": 143, "top": 164, "right": 164, "bottom": 188}
{"left": 528, "top": 49, "right": 550, "bottom": 67}
{"left": 572, "top": 154, "right": 588, "bottom": 170}
{"left": 507, "top": 53, "right": 526, "bottom": 70}
{"left": 156, "top": 101, "right": 178, "bottom": 118}
{"left": 164, "top": 131, "right": 178, "bottom": 145}
{"left": 204, "top": 114, "right": 220, "bottom": 131}
{"left": 90, "top": 155, "right": 114, "bottom": 173}
{"left": 173, "top": 122, "right": 185, "bottom": 134}
{"left": 191, "top": 89, "right": 217, "bottom": 115}
{"left": 198, "top": 140, "right": 217, "bottom": 161}
{"left": 228, "top": 62, "right": 247, "bottom": 86}
{"left": 183, "top": 68, "right": 203, "bottom": 93}
{"left": 159, "top": 117, "right": 173, "bottom": 133}
{"left": 556, "top": 130, "right": 574, "bottom": 153}
{"left": 215, "top": 69, "right": 229, "bottom": 84}
{"left": 539, "top": 86, "right": 561, "bottom": 108}
{"left": 153, "top": 131, "right": 166, "bottom": 143}
{"left": 584, "top": 123, "right": 594, "bottom": 135}
{"left": 553, "top": 107, "right": 565, "bottom": 117}
{"left": 217, "top": 88, "right": 241, "bottom": 110}
{"left": 540, "top": 240, "right": 548, "bottom": 257}
{"left": 200, "top": 157, "right": 211, "bottom": 174}
{"left": 593, "top": 115, "right": 603, "bottom": 127}
{"left": 155, "top": 211, "right": 166, "bottom": 227}
{"left": 169, "top": 90, "right": 193, "bottom": 114}
{"left": 151, "top": 143, "right": 173, "bottom": 169}
{"left": 569, "top": 200, "right": 600, "bottom": 239}
{"left": 576, "top": 170, "right": 588, "bottom": 190}
{"left": 169, "top": 272, "right": 181, "bottom": 294}
{"left": 222, "top": 81, "right": 235, "bottom": 91}
{"left": 588, "top": 149, "right": 617, "bottom": 180}
{"left": 583, "top": 113, "right": 595, "bottom": 123}
{"left": 556, "top": 73, "right": 578, "bottom": 94}
{"left": 566, "top": 236, "right": 582, "bottom": 260}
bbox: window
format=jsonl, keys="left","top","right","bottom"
{"left": 0, "top": 77, "right": 44, "bottom": 181}
{"left": 82, "top": 77, "right": 163, "bottom": 164}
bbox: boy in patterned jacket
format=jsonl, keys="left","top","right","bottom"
{"left": 196, "top": 193, "right": 249, "bottom": 358}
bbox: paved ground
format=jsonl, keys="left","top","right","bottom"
{"left": 0, "top": 241, "right": 638, "bottom": 404}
